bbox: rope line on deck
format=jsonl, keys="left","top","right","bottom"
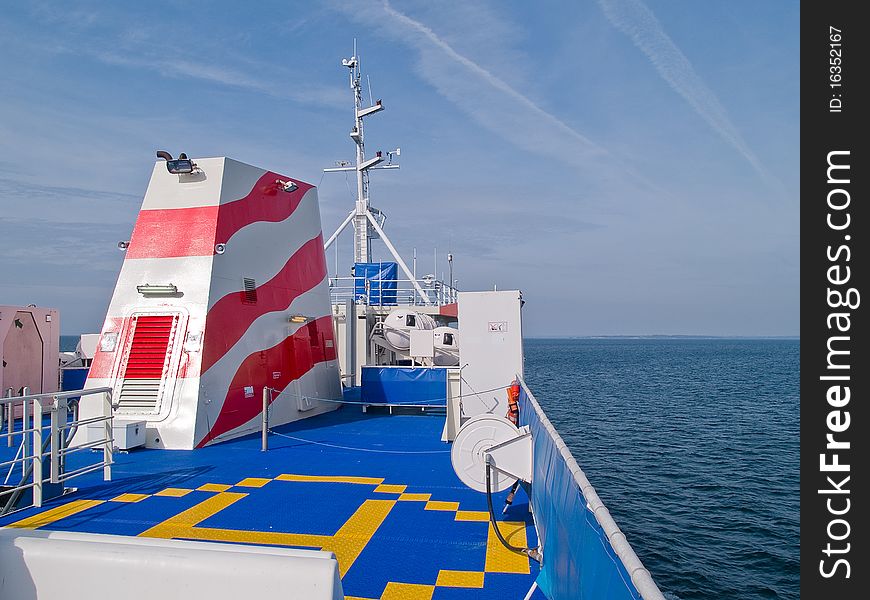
{"left": 266, "top": 383, "right": 512, "bottom": 408}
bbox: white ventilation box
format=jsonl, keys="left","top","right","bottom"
{"left": 88, "top": 419, "right": 146, "bottom": 450}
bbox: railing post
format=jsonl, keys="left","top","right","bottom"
{"left": 21, "top": 387, "right": 29, "bottom": 478}
{"left": 49, "top": 395, "right": 66, "bottom": 484}
{"left": 32, "top": 398, "right": 43, "bottom": 508}
{"left": 5, "top": 387, "right": 13, "bottom": 447}
{"left": 261, "top": 387, "right": 270, "bottom": 452}
{"left": 103, "top": 390, "right": 113, "bottom": 481}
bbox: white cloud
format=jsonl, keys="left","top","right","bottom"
{"left": 92, "top": 52, "right": 347, "bottom": 110}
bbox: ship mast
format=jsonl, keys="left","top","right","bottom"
{"left": 323, "top": 42, "right": 432, "bottom": 305}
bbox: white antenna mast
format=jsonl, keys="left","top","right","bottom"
{"left": 323, "top": 42, "right": 431, "bottom": 305}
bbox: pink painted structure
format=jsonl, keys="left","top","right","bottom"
{"left": 0, "top": 305, "right": 60, "bottom": 401}
{"left": 74, "top": 157, "right": 341, "bottom": 449}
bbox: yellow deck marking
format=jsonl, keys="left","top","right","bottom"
{"left": 7, "top": 499, "right": 104, "bottom": 529}
{"left": 235, "top": 477, "right": 271, "bottom": 488}
{"left": 485, "top": 521, "right": 530, "bottom": 574}
{"left": 155, "top": 487, "right": 192, "bottom": 497}
{"left": 455, "top": 510, "right": 489, "bottom": 522}
{"left": 110, "top": 493, "right": 150, "bottom": 503}
{"left": 323, "top": 499, "right": 396, "bottom": 576}
{"left": 374, "top": 484, "right": 406, "bottom": 494}
{"left": 138, "top": 490, "right": 395, "bottom": 578}
{"left": 435, "top": 570, "right": 485, "bottom": 588}
{"left": 424, "top": 500, "right": 459, "bottom": 512}
{"left": 172, "top": 526, "right": 329, "bottom": 548}
{"left": 276, "top": 473, "right": 384, "bottom": 485}
{"left": 197, "top": 483, "right": 232, "bottom": 492}
{"left": 380, "top": 582, "right": 435, "bottom": 600}
{"left": 139, "top": 492, "right": 247, "bottom": 538}
{"left": 397, "top": 493, "right": 431, "bottom": 502}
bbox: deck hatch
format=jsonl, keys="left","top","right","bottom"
{"left": 117, "top": 314, "right": 178, "bottom": 413}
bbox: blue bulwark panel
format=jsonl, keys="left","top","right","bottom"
{"left": 361, "top": 367, "right": 447, "bottom": 406}
{"left": 353, "top": 262, "right": 398, "bottom": 305}
{"left": 518, "top": 383, "right": 647, "bottom": 600}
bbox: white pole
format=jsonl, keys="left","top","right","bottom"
{"left": 32, "top": 398, "right": 43, "bottom": 508}
{"left": 413, "top": 248, "right": 417, "bottom": 305}
{"left": 365, "top": 212, "right": 432, "bottom": 304}
{"left": 324, "top": 209, "right": 356, "bottom": 250}
{"left": 49, "top": 396, "right": 61, "bottom": 484}
{"left": 21, "top": 387, "right": 29, "bottom": 478}
{"left": 5, "top": 388, "right": 11, "bottom": 447}
{"left": 103, "top": 390, "right": 113, "bottom": 481}
{"left": 261, "top": 387, "right": 270, "bottom": 452}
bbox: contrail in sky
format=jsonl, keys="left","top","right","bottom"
{"left": 598, "top": 0, "right": 775, "bottom": 186}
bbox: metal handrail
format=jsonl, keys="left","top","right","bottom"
{"left": 328, "top": 276, "right": 459, "bottom": 306}
{"left": 0, "top": 387, "right": 114, "bottom": 516}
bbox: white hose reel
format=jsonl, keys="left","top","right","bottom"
{"left": 450, "top": 414, "right": 533, "bottom": 492}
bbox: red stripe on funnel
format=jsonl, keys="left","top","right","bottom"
{"left": 125, "top": 172, "right": 312, "bottom": 259}
{"left": 215, "top": 173, "right": 313, "bottom": 244}
{"left": 200, "top": 234, "right": 327, "bottom": 374}
{"left": 196, "top": 315, "right": 336, "bottom": 447}
{"left": 126, "top": 206, "right": 219, "bottom": 259}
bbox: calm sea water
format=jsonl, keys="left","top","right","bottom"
{"left": 61, "top": 335, "right": 79, "bottom": 352}
{"left": 523, "top": 338, "right": 799, "bottom": 600}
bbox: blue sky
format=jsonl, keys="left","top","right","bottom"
{"left": 0, "top": 1, "right": 799, "bottom": 337}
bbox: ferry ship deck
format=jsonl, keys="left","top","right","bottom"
{"left": 1, "top": 406, "right": 542, "bottom": 600}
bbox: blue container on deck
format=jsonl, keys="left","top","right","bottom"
{"left": 353, "top": 262, "right": 398, "bottom": 305}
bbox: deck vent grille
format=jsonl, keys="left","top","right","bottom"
{"left": 242, "top": 278, "right": 258, "bottom": 304}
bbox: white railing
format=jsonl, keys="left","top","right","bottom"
{"left": 1, "top": 387, "right": 114, "bottom": 515}
{"left": 328, "top": 276, "right": 459, "bottom": 306}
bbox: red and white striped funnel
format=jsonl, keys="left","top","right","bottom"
{"left": 75, "top": 157, "right": 341, "bottom": 449}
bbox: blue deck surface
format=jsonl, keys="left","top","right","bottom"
{"left": 1, "top": 407, "right": 543, "bottom": 600}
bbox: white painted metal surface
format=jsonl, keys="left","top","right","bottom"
{"left": 451, "top": 414, "right": 521, "bottom": 493}
{"left": 410, "top": 329, "right": 435, "bottom": 362}
{"left": 457, "top": 291, "right": 524, "bottom": 416}
{"left": 0, "top": 528, "right": 343, "bottom": 600}
{"left": 441, "top": 367, "right": 462, "bottom": 442}
{"left": 485, "top": 426, "right": 532, "bottom": 484}
{"left": 88, "top": 419, "right": 145, "bottom": 450}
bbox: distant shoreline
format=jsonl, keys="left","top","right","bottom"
{"left": 524, "top": 335, "right": 800, "bottom": 340}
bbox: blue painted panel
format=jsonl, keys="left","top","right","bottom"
{"left": 61, "top": 367, "right": 89, "bottom": 391}
{"left": 518, "top": 385, "right": 642, "bottom": 600}
{"left": 361, "top": 367, "right": 447, "bottom": 405}
{"left": 353, "top": 262, "right": 398, "bottom": 305}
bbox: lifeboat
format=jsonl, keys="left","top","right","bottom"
{"left": 433, "top": 326, "right": 460, "bottom": 366}
{"left": 382, "top": 308, "right": 436, "bottom": 350}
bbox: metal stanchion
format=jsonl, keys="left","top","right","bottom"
{"left": 261, "top": 387, "right": 270, "bottom": 452}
